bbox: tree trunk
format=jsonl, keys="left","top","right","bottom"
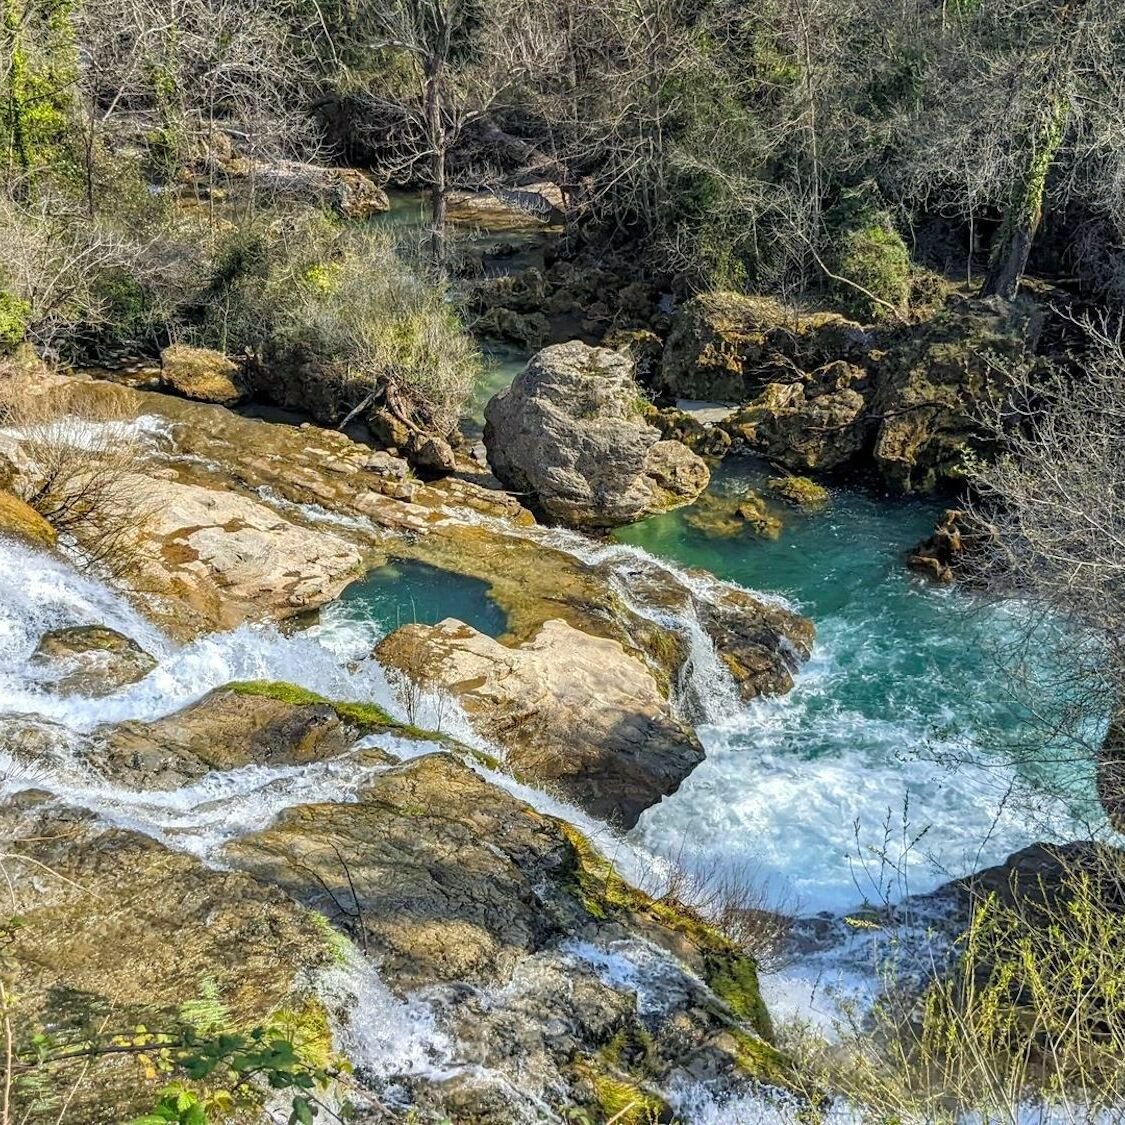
{"left": 981, "top": 95, "right": 1067, "bottom": 300}
{"left": 1097, "top": 708, "right": 1125, "bottom": 835}
{"left": 424, "top": 58, "right": 447, "bottom": 278}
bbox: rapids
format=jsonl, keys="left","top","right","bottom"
{"left": 0, "top": 405, "right": 1112, "bottom": 1122}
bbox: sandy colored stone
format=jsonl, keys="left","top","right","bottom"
{"left": 377, "top": 617, "right": 703, "bottom": 826}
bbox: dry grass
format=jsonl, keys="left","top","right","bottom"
{"left": 0, "top": 375, "right": 156, "bottom": 578}
{"left": 789, "top": 844, "right": 1125, "bottom": 1123}
{"left": 654, "top": 850, "right": 796, "bottom": 972}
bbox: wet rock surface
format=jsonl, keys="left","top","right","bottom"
{"left": 81, "top": 684, "right": 396, "bottom": 789}
{"left": 30, "top": 625, "right": 156, "bottom": 696}
{"left": 907, "top": 508, "right": 997, "bottom": 584}
{"left": 224, "top": 752, "right": 784, "bottom": 1119}
{"left": 484, "top": 341, "right": 709, "bottom": 528}
{"left": 376, "top": 617, "right": 705, "bottom": 826}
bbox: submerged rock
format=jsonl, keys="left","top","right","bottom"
{"left": 31, "top": 625, "right": 155, "bottom": 696}
{"left": 158, "top": 343, "right": 245, "bottom": 406}
{"left": 484, "top": 342, "right": 709, "bottom": 528}
{"left": 83, "top": 682, "right": 397, "bottom": 788}
{"left": 684, "top": 490, "right": 783, "bottom": 540}
{"left": 376, "top": 617, "right": 704, "bottom": 826}
{"left": 2, "top": 795, "right": 335, "bottom": 1124}
{"left": 767, "top": 475, "right": 830, "bottom": 508}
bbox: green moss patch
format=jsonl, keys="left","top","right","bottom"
{"left": 558, "top": 822, "right": 778, "bottom": 1054}
{"left": 226, "top": 680, "right": 394, "bottom": 730}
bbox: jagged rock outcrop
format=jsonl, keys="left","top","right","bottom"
{"left": 906, "top": 508, "right": 998, "bottom": 584}
{"left": 726, "top": 362, "right": 869, "bottom": 472}
{"left": 868, "top": 296, "right": 1043, "bottom": 492}
{"left": 376, "top": 617, "right": 705, "bottom": 826}
{"left": 30, "top": 625, "right": 155, "bottom": 696}
{"left": 484, "top": 342, "right": 709, "bottom": 528}
{"left": 661, "top": 292, "right": 869, "bottom": 403}
{"left": 158, "top": 344, "right": 245, "bottom": 406}
{"left": 662, "top": 292, "right": 1043, "bottom": 492}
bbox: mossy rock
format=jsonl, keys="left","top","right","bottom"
{"left": 559, "top": 823, "right": 778, "bottom": 1053}
{"left": 78, "top": 681, "right": 439, "bottom": 791}
{"left": 767, "top": 475, "right": 830, "bottom": 509}
{"left": 0, "top": 489, "right": 57, "bottom": 549}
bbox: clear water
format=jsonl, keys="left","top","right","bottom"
{"left": 616, "top": 458, "right": 1106, "bottom": 911}
{"left": 333, "top": 557, "right": 508, "bottom": 639}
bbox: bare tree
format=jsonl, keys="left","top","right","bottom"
{"left": 333, "top": 0, "right": 546, "bottom": 274}
{"left": 962, "top": 313, "right": 1125, "bottom": 829}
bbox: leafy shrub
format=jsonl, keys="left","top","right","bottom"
{"left": 198, "top": 215, "right": 480, "bottom": 437}
{"left": 826, "top": 190, "right": 913, "bottom": 320}
{"left": 0, "top": 291, "right": 30, "bottom": 350}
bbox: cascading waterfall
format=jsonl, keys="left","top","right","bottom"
{"left": 0, "top": 458, "right": 1112, "bottom": 1122}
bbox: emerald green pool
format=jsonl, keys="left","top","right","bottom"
{"left": 333, "top": 558, "right": 507, "bottom": 639}
{"left": 616, "top": 458, "right": 1106, "bottom": 909}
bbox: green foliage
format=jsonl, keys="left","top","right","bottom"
{"left": 196, "top": 215, "right": 480, "bottom": 434}
{"left": 0, "top": 0, "right": 78, "bottom": 177}
{"left": 0, "top": 289, "right": 29, "bottom": 348}
{"left": 826, "top": 190, "right": 912, "bottom": 319}
{"left": 128, "top": 1022, "right": 341, "bottom": 1125}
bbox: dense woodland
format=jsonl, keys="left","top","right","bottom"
{"left": 4, "top": 0, "right": 1125, "bottom": 337}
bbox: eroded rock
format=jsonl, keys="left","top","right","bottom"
{"left": 728, "top": 362, "right": 869, "bottom": 472}
{"left": 661, "top": 292, "right": 868, "bottom": 403}
{"left": 906, "top": 508, "right": 998, "bottom": 584}
{"left": 376, "top": 617, "right": 704, "bottom": 826}
{"left": 223, "top": 753, "right": 786, "bottom": 1118}
{"left": 484, "top": 342, "right": 709, "bottom": 528}
{"left": 82, "top": 683, "right": 396, "bottom": 789}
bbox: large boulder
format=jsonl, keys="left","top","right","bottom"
{"left": 661, "top": 292, "right": 869, "bottom": 402}
{"left": 484, "top": 342, "right": 709, "bottom": 528}
{"left": 376, "top": 617, "right": 704, "bottom": 826}
{"left": 30, "top": 625, "right": 155, "bottom": 696}
{"left": 158, "top": 343, "right": 245, "bottom": 406}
